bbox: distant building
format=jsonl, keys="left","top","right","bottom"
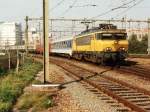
{"left": 22, "top": 27, "right": 41, "bottom": 49}
{"left": 0, "top": 22, "right": 22, "bottom": 47}
{"left": 22, "top": 27, "right": 52, "bottom": 48}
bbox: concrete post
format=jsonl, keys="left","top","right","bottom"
{"left": 148, "top": 19, "right": 150, "bottom": 55}
{"left": 43, "top": 0, "right": 49, "bottom": 83}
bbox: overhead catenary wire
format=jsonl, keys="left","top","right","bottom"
{"left": 58, "top": 0, "right": 78, "bottom": 17}
{"left": 113, "top": 0, "right": 145, "bottom": 18}
{"left": 69, "top": 4, "right": 97, "bottom": 8}
{"left": 51, "top": 0, "right": 66, "bottom": 11}
{"left": 91, "top": 0, "right": 138, "bottom": 19}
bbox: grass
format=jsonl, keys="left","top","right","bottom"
{"left": 16, "top": 93, "right": 54, "bottom": 112}
{"left": 0, "top": 59, "right": 42, "bottom": 112}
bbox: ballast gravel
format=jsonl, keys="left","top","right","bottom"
{"left": 48, "top": 63, "right": 130, "bottom": 112}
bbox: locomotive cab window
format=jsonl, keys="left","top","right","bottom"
{"left": 96, "top": 33, "right": 127, "bottom": 40}
{"left": 114, "top": 33, "right": 127, "bottom": 40}
{"left": 96, "top": 33, "right": 113, "bottom": 40}
{"left": 101, "top": 34, "right": 113, "bottom": 40}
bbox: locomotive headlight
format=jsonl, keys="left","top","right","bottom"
{"left": 105, "top": 47, "right": 112, "bottom": 52}
{"left": 119, "top": 47, "right": 125, "bottom": 51}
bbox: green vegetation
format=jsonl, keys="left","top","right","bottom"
{"left": 0, "top": 59, "right": 42, "bottom": 112}
{"left": 16, "top": 93, "right": 54, "bottom": 112}
{"left": 0, "top": 67, "right": 5, "bottom": 76}
{"left": 129, "top": 34, "right": 148, "bottom": 54}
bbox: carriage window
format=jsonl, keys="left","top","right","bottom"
{"left": 76, "top": 35, "right": 91, "bottom": 45}
{"left": 67, "top": 41, "right": 72, "bottom": 48}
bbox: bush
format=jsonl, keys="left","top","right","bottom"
{"left": 0, "top": 67, "right": 5, "bottom": 76}
{"left": 129, "top": 34, "right": 148, "bottom": 54}
{"left": 0, "top": 59, "right": 42, "bottom": 112}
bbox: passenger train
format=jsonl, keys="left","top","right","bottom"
{"left": 36, "top": 24, "right": 129, "bottom": 64}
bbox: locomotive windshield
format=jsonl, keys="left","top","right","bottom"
{"left": 114, "top": 33, "right": 127, "bottom": 40}
{"left": 96, "top": 33, "right": 127, "bottom": 40}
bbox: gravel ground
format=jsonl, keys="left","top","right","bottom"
{"left": 47, "top": 64, "right": 91, "bottom": 112}
{"left": 47, "top": 63, "right": 131, "bottom": 112}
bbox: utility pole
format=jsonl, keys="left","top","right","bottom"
{"left": 25, "top": 16, "right": 29, "bottom": 55}
{"left": 148, "top": 18, "right": 150, "bottom": 55}
{"left": 43, "top": 0, "right": 49, "bottom": 83}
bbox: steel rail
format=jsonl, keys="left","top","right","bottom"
{"left": 32, "top": 55, "right": 150, "bottom": 112}
{"left": 49, "top": 58, "right": 147, "bottom": 112}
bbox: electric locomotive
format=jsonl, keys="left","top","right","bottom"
{"left": 72, "top": 24, "right": 128, "bottom": 64}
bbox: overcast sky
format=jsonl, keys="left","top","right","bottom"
{"left": 0, "top": 0, "right": 150, "bottom": 24}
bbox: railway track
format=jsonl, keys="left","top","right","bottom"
{"left": 118, "top": 65, "right": 150, "bottom": 79}
{"left": 32, "top": 55, "right": 150, "bottom": 111}
{"left": 32, "top": 54, "right": 150, "bottom": 79}
{"left": 48, "top": 57, "right": 150, "bottom": 112}
{"left": 129, "top": 54, "right": 150, "bottom": 59}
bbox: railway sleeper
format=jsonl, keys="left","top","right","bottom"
{"left": 144, "top": 107, "right": 150, "bottom": 110}
{"left": 111, "top": 104, "right": 122, "bottom": 107}
{"left": 97, "top": 95, "right": 107, "bottom": 98}
{"left": 123, "top": 96, "right": 149, "bottom": 100}
{"left": 139, "top": 105, "right": 150, "bottom": 109}
{"left": 89, "top": 89, "right": 99, "bottom": 93}
{"left": 108, "top": 88, "right": 130, "bottom": 91}
{"left": 104, "top": 85, "right": 122, "bottom": 88}
{"left": 114, "top": 91, "right": 137, "bottom": 94}
{"left": 130, "top": 99, "right": 150, "bottom": 103}
{"left": 118, "top": 93, "right": 143, "bottom": 97}
{"left": 137, "top": 102, "right": 150, "bottom": 106}
{"left": 116, "top": 108, "right": 130, "bottom": 112}
{"left": 100, "top": 97, "right": 111, "bottom": 100}
{"left": 97, "top": 82, "right": 116, "bottom": 85}
{"left": 106, "top": 100, "right": 116, "bottom": 104}
{"left": 97, "top": 84, "right": 113, "bottom": 87}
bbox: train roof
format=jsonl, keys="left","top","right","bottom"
{"left": 51, "top": 37, "right": 73, "bottom": 43}
{"left": 76, "top": 24, "right": 126, "bottom": 37}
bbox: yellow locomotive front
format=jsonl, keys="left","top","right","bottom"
{"left": 72, "top": 24, "right": 128, "bottom": 64}
{"left": 95, "top": 30, "right": 128, "bottom": 63}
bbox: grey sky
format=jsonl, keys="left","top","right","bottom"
{"left": 0, "top": 0, "right": 149, "bottom": 24}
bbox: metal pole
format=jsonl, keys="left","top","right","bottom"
{"left": 16, "top": 47, "right": 19, "bottom": 74}
{"left": 8, "top": 51, "right": 10, "bottom": 70}
{"left": 148, "top": 18, "right": 150, "bottom": 55}
{"left": 25, "top": 16, "right": 29, "bottom": 55}
{"left": 38, "top": 22, "right": 42, "bottom": 45}
{"left": 43, "top": 0, "right": 49, "bottom": 83}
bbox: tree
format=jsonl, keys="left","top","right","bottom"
{"left": 128, "top": 34, "right": 148, "bottom": 54}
